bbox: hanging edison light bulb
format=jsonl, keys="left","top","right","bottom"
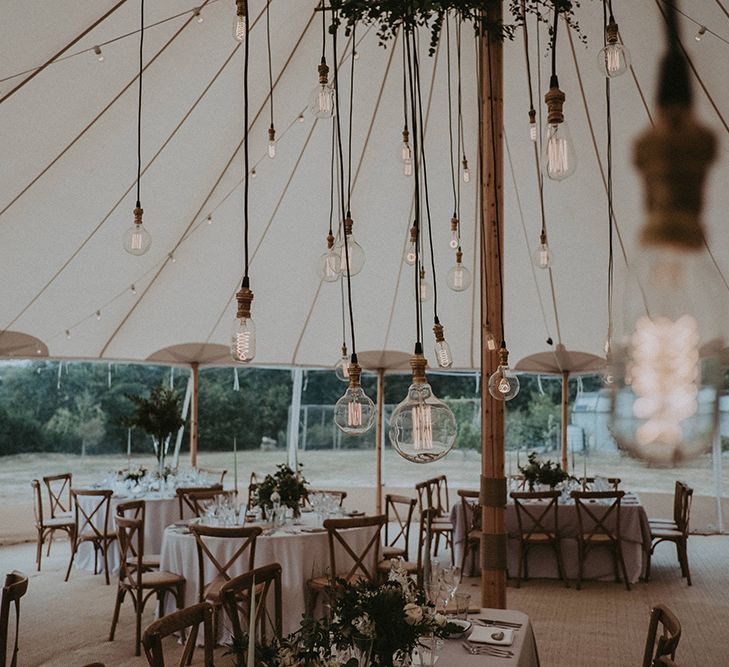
{"left": 334, "top": 344, "right": 350, "bottom": 381}
{"left": 404, "top": 225, "right": 418, "bottom": 266}
{"left": 543, "top": 76, "right": 577, "bottom": 181}
{"left": 597, "top": 17, "right": 630, "bottom": 77}
{"left": 399, "top": 127, "right": 413, "bottom": 177}
{"left": 267, "top": 125, "right": 276, "bottom": 159}
{"left": 433, "top": 320, "right": 453, "bottom": 368}
{"left": 528, "top": 108, "right": 537, "bottom": 142}
{"left": 310, "top": 58, "right": 335, "bottom": 119}
{"left": 231, "top": 279, "right": 256, "bottom": 362}
{"left": 389, "top": 346, "right": 457, "bottom": 463}
{"left": 123, "top": 207, "right": 152, "bottom": 255}
{"left": 610, "top": 60, "right": 721, "bottom": 463}
{"left": 485, "top": 330, "right": 498, "bottom": 352}
{"left": 334, "top": 356, "right": 375, "bottom": 434}
{"left": 419, "top": 267, "right": 432, "bottom": 302}
{"left": 449, "top": 216, "right": 459, "bottom": 249}
{"left": 533, "top": 230, "right": 553, "bottom": 269}
{"left": 233, "top": 0, "right": 247, "bottom": 42}
{"left": 336, "top": 215, "right": 365, "bottom": 276}
{"left": 447, "top": 250, "right": 472, "bottom": 292}
{"left": 488, "top": 343, "right": 520, "bottom": 401}
{"left": 318, "top": 232, "right": 341, "bottom": 282}
{"left": 461, "top": 157, "right": 470, "bottom": 183}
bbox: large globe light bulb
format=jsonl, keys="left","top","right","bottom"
{"left": 334, "top": 360, "right": 375, "bottom": 435}
{"left": 447, "top": 251, "right": 472, "bottom": 292}
{"left": 488, "top": 345, "right": 520, "bottom": 401}
{"left": 389, "top": 350, "right": 457, "bottom": 463}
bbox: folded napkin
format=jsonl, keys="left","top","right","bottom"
{"left": 444, "top": 603, "right": 481, "bottom": 615}
{"left": 468, "top": 626, "right": 514, "bottom": 646}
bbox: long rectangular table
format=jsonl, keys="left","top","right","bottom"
{"left": 451, "top": 493, "right": 651, "bottom": 583}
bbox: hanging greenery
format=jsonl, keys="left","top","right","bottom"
{"left": 328, "top": 0, "right": 584, "bottom": 55}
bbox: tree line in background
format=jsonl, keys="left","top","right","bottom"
{"left": 0, "top": 360, "right": 601, "bottom": 457}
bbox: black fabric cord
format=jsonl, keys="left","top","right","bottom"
{"left": 135, "top": 0, "right": 144, "bottom": 208}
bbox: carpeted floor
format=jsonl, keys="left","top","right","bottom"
{"left": 1, "top": 536, "right": 727, "bottom": 666}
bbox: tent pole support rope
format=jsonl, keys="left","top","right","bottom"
{"left": 480, "top": 0, "right": 506, "bottom": 610}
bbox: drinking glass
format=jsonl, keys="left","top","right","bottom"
{"left": 455, "top": 592, "right": 471, "bottom": 620}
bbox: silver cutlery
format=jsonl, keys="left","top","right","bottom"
{"left": 474, "top": 619, "right": 522, "bottom": 630}
{"left": 462, "top": 642, "right": 514, "bottom": 658}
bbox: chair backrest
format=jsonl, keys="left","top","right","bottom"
{"left": 197, "top": 467, "right": 227, "bottom": 485}
{"left": 190, "top": 525, "right": 262, "bottom": 602}
{"left": 671, "top": 481, "right": 682, "bottom": 525}
{"left": 457, "top": 489, "right": 480, "bottom": 536}
{"left": 176, "top": 485, "right": 225, "bottom": 519}
{"left": 324, "top": 515, "right": 386, "bottom": 583}
{"left": 0, "top": 571, "right": 29, "bottom": 667}
{"left": 434, "top": 475, "right": 450, "bottom": 514}
{"left": 415, "top": 509, "right": 438, "bottom": 578}
{"left": 511, "top": 491, "right": 561, "bottom": 540}
{"left": 43, "top": 473, "right": 72, "bottom": 518}
{"left": 571, "top": 491, "right": 625, "bottom": 542}
{"left": 581, "top": 477, "right": 621, "bottom": 492}
{"left": 116, "top": 515, "right": 144, "bottom": 589}
{"left": 384, "top": 494, "right": 416, "bottom": 554}
{"left": 415, "top": 479, "right": 434, "bottom": 513}
{"left": 30, "top": 480, "right": 44, "bottom": 528}
{"left": 642, "top": 604, "right": 681, "bottom": 667}
{"left": 305, "top": 489, "right": 347, "bottom": 507}
{"left": 142, "top": 601, "right": 214, "bottom": 667}
{"left": 677, "top": 483, "right": 693, "bottom": 537}
{"left": 221, "top": 562, "right": 283, "bottom": 645}
{"left": 71, "top": 489, "right": 114, "bottom": 542}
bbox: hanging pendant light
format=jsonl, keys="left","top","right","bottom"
{"left": 543, "top": 77, "right": 577, "bottom": 181}
{"left": 334, "top": 343, "right": 350, "bottom": 381}
{"left": 404, "top": 225, "right": 418, "bottom": 266}
{"left": 336, "top": 215, "right": 365, "bottom": 276}
{"left": 334, "top": 356, "right": 375, "bottom": 434}
{"left": 390, "top": 345, "right": 457, "bottom": 463}
{"left": 485, "top": 330, "right": 498, "bottom": 352}
{"left": 233, "top": 0, "right": 247, "bottom": 42}
{"left": 533, "top": 230, "right": 554, "bottom": 269}
{"left": 488, "top": 343, "right": 520, "bottom": 401}
{"left": 447, "top": 250, "right": 472, "bottom": 292}
{"left": 597, "top": 15, "right": 630, "bottom": 78}
{"left": 449, "top": 216, "right": 459, "bottom": 249}
{"left": 399, "top": 127, "right": 413, "bottom": 177}
{"left": 433, "top": 320, "right": 453, "bottom": 369}
{"left": 231, "top": 279, "right": 255, "bottom": 362}
{"left": 609, "top": 3, "right": 721, "bottom": 465}
{"left": 318, "top": 232, "right": 340, "bottom": 282}
{"left": 123, "top": 0, "right": 151, "bottom": 256}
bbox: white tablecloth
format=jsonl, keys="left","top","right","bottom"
{"left": 438, "top": 608, "right": 539, "bottom": 667}
{"left": 75, "top": 492, "right": 193, "bottom": 574}
{"left": 451, "top": 494, "right": 651, "bottom": 583}
{"left": 160, "top": 513, "right": 375, "bottom": 636}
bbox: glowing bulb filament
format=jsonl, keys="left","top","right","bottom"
{"left": 605, "top": 47, "right": 621, "bottom": 74}
{"left": 498, "top": 376, "right": 511, "bottom": 394}
{"left": 452, "top": 268, "right": 464, "bottom": 290}
{"left": 268, "top": 141, "right": 276, "bottom": 159}
{"left": 547, "top": 132, "right": 571, "bottom": 177}
{"left": 449, "top": 230, "right": 458, "bottom": 249}
{"left": 348, "top": 399, "right": 363, "bottom": 427}
{"left": 318, "top": 86, "right": 332, "bottom": 115}
{"left": 233, "top": 330, "right": 253, "bottom": 361}
{"left": 413, "top": 403, "right": 433, "bottom": 450}
{"left": 130, "top": 226, "right": 145, "bottom": 251}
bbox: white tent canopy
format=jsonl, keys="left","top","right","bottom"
{"left": 2, "top": 0, "right": 729, "bottom": 369}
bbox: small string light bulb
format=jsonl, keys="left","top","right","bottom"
{"left": 65, "top": 330, "right": 71, "bottom": 340}
{"left": 462, "top": 157, "right": 470, "bottom": 183}
{"left": 93, "top": 45, "right": 104, "bottom": 62}
{"left": 267, "top": 125, "right": 276, "bottom": 159}
{"left": 233, "top": 0, "right": 247, "bottom": 42}
{"left": 251, "top": 167, "right": 257, "bottom": 179}
{"left": 194, "top": 7, "right": 204, "bottom": 23}
{"left": 96, "top": 310, "right": 101, "bottom": 321}
{"left": 695, "top": 26, "right": 706, "bottom": 42}
{"left": 168, "top": 253, "right": 176, "bottom": 263}
{"left": 298, "top": 113, "right": 305, "bottom": 123}
{"left": 206, "top": 214, "right": 213, "bottom": 224}
{"left": 131, "top": 284, "right": 137, "bottom": 295}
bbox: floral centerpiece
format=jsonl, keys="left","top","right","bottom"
{"left": 228, "top": 560, "right": 459, "bottom": 666}
{"left": 125, "top": 385, "right": 184, "bottom": 478}
{"left": 519, "top": 451, "right": 569, "bottom": 490}
{"left": 255, "top": 464, "right": 307, "bottom": 519}
{"left": 118, "top": 464, "right": 147, "bottom": 484}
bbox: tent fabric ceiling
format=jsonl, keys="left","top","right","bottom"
{"left": 2, "top": 1, "right": 729, "bottom": 371}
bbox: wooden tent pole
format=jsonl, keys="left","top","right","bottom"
{"left": 190, "top": 362, "right": 199, "bottom": 468}
{"left": 561, "top": 371, "right": 569, "bottom": 471}
{"left": 480, "top": 0, "right": 506, "bottom": 610}
{"left": 376, "top": 368, "right": 385, "bottom": 514}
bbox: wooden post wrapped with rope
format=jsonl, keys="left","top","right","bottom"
{"left": 480, "top": 0, "right": 507, "bottom": 609}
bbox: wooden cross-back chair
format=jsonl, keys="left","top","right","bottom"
{"left": 175, "top": 485, "right": 225, "bottom": 520}
{"left": 109, "top": 516, "right": 186, "bottom": 656}
{"left": 456, "top": 489, "right": 480, "bottom": 577}
{"left": 65, "top": 488, "right": 116, "bottom": 585}
{"left": 197, "top": 468, "right": 227, "bottom": 486}
{"left": 142, "top": 602, "right": 214, "bottom": 667}
{"left": 649, "top": 481, "right": 684, "bottom": 531}
{"left": 306, "top": 515, "right": 386, "bottom": 615}
{"left": 571, "top": 490, "right": 630, "bottom": 591}
{"left": 647, "top": 483, "right": 694, "bottom": 586}
{"left": 383, "top": 494, "right": 416, "bottom": 561}
{"left": 30, "top": 480, "right": 74, "bottom": 571}
{"left": 378, "top": 508, "right": 437, "bottom": 586}
{"left": 581, "top": 477, "right": 621, "bottom": 492}
{"left": 304, "top": 489, "right": 348, "bottom": 507}
{"left": 0, "top": 571, "right": 28, "bottom": 667}
{"left": 116, "top": 500, "right": 160, "bottom": 573}
{"left": 190, "top": 524, "right": 261, "bottom": 638}
{"left": 415, "top": 477, "right": 454, "bottom": 563}
{"left": 42, "top": 473, "right": 72, "bottom": 519}
{"left": 221, "top": 563, "right": 283, "bottom": 646}
{"left": 642, "top": 604, "right": 682, "bottom": 667}
{"left": 510, "top": 490, "right": 568, "bottom": 588}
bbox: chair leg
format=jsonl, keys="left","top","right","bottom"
{"left": 554, "top": 540, "right": 569, "bottom": 588}
{"left": 616, "top": 545, "right": 631, "bottom": 591}
{"left": 135, "top": 591, "right": 145, "bottom": 656}
{"left": 433, "top": 532, "right": 441, "bottom": 557}
{"left": 576, "top": 541, "right": 584, "bottom": 591}
{"left": 46, "top": 529, "right": 53, "bottom": 557}
{"left": 515, "top": 542, "right": 523, "bottom": 589}
{"left": 109, "top": 587, "right": 125, "bottom": 641}
{"left": 36, "top": 529, "right": 44, "bottom": 572}
{"left": 645, "top": 543, "right": 653, "bottom": 582}
{"left": 64, "top": 539, "right": 78, "bottom": 582}
{"left": 102, "top": 539, "right": 111, "bottom": 585}
{"left": 679, "top": 539, "right": 692, "bottom": 586}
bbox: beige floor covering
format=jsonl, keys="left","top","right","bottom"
{"left": 0, "top": 536, "right": 727, "bottom": 666}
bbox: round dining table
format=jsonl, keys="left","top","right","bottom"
{"left": 160, "top": 511, "right": 375, "bottom": 637}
